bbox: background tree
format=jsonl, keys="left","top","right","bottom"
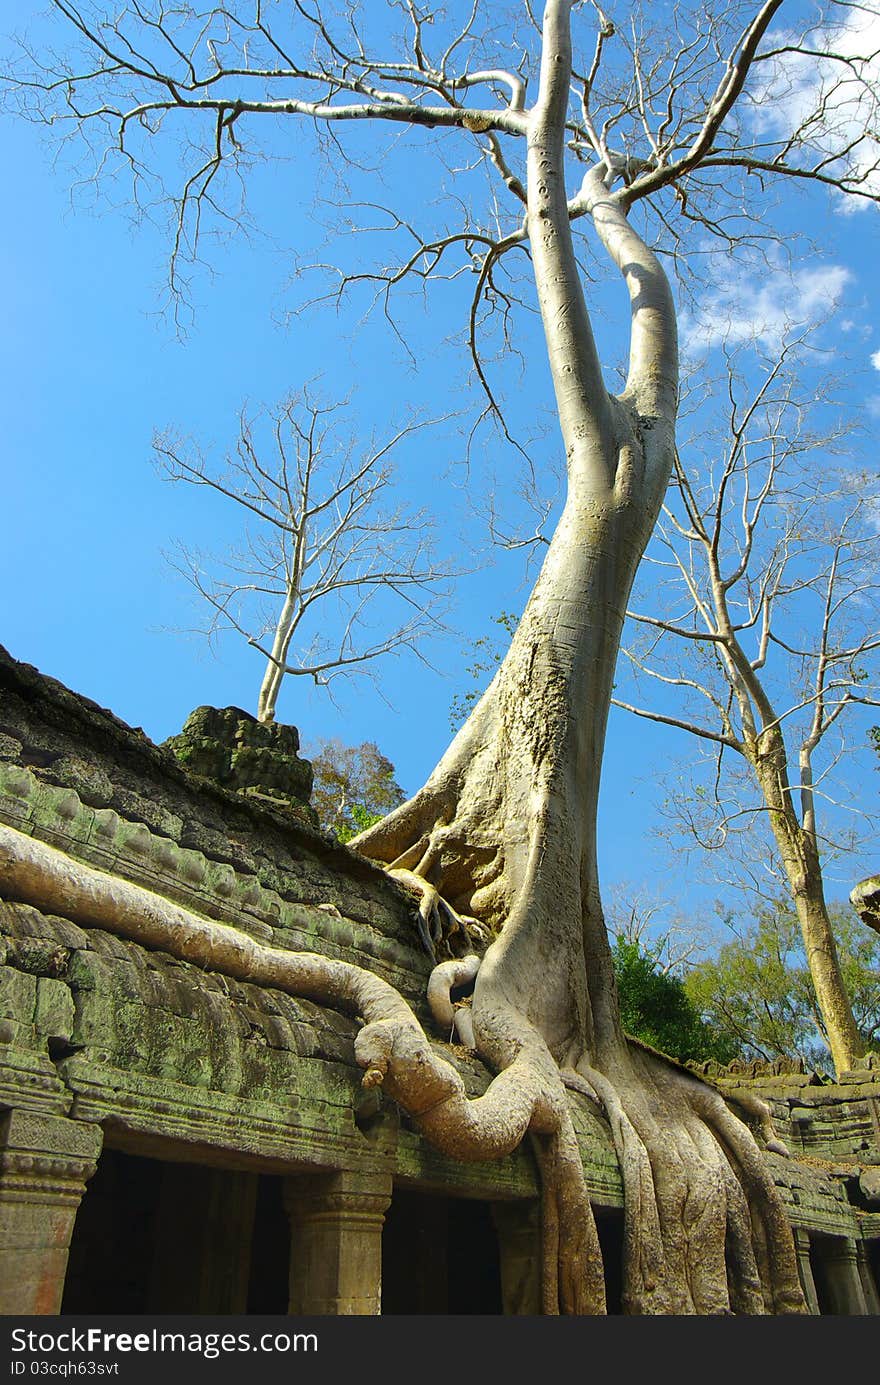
{"left": 616, "top": 333, "right": 880, "bottom": 1076}
{"left": 11, "top": 0, "right": 880, "bottom": 1314}
{"left": 604, "top": 879, "right": 711, "bottom": 974}
{"left": 612, "top": 934, "right": 739, "bottom": 1065}
{"left": 156, "top": 390, "right": 449, "bottom": 725}
{"left": 685, "top": 899, "right": 880, "bottom": 1069}
{"left": 308, "top": 738, "right": 406, "bottom": 842}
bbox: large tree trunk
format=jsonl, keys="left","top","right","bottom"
{"left": 353, "top": 463, "right": 804, "bottom": 1312}
{"left": 351, "top": 0, "right": 807, "bottom": 1315}
{"left": 794, "top": 883, "right": 864, "bottom": 1075}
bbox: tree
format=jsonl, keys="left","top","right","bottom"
{"left": 685, "top": 899, "right": 880, "bottom": 1070}
{"left": 603, "top": 878, "right": 714, "bottom": 975}
{"left": 615, "top": 333, "right": 880, "bottom": 1076}
{"left": 612, "top": 935, "right": 740, "bottom": 1065}
{"left": 156, "top": 390, "right": 449, "bottom": 725}
{"left": 308, "top": 738, "right": 406, "bottom": 842}
{"left": 10, "top": 0, "right": 880, "bottom": 1314}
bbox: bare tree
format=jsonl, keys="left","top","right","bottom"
{"left": 156, "top": 391, "right": 450, "bottom": 724}
{"left": 605, "top": 880, "right": 709, "bottom": 975}
{"left": 616, "top": 332, "right": 880, "bottom": 1075}
{"left": 8, "top": 0, "right": 880, "bottom": 1314}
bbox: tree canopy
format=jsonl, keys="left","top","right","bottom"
{"left": 685, "top": 899, "right": 880, "bottom": 1069}
{"left": 612, "top": 935, "right": 739, "bottom": 1065}
{"left": 308, "top": 738, "right": 406, "bottom": 841}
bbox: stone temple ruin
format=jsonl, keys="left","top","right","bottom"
{"left": 0, "top": 643, "right": 878, "bottom": 1315}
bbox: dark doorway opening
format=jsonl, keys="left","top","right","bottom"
{"left": 382, "top": 1189, "right": 502, "bottom": 1314}
{"left": 247, "top": 1174, "right": 290, "bottom": 1313}
{"left": 64, "top": 1148, "right": 269, "bottom": 1314}
{"left": 62, "top": 1148, "right": 163, "bottom": 1313}
{"left": 595, "top": 1208, "right": 624, "bottom": 1314}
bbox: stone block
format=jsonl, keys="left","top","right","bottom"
{"left": 0, "top": 967, "right": 37, "bottom": 1021}
{"left": 286, "top": 1169, "right": 392, "bottom": 1315}
{"left": 34, "top": 978, "right": 75, "bottom": 1046}
{"left": 858, "top": 1167, "right": 880, "bottom": 1205}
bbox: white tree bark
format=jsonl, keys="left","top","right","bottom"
{"left": 351, "top": 0, "right": 805, "bottom": 1315}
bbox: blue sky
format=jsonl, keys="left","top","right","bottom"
{"left": 1, "top": 1, "right": 879, "bottom": 940}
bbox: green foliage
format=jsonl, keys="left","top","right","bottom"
{"left": 684, "top": 899, "right": 880, "bottom": 1070}
{"left": 308, "top": 738, "right": 406, "bottom": 843}
{"left": 449, "top": 611, "right": 519, "bottom": 731}
{"left": 612, "top": 936, "right": 739, "bottom": 1065}
{"left": 336, "top": 803, "right": 385, "bottom": 844}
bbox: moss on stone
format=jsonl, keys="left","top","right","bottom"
{"left": 164, "top": 705, "right": 314, "bottom": 817}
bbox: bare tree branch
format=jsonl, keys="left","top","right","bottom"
{"left": 157, "top": 387, "right": 455, "bottom": 722}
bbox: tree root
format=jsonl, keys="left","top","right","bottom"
{"left": 575, "top": 1050, "right": 806, "bottom": 1313}
{"left": 427, "top": 954, "right": 480, "bottom": 1047}
{"left": 386, "top": 866, "right": 491, "bottom": 962}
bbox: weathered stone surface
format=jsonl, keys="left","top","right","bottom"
{"left": 0, "top": 732, "right": 22, "bottom": 761}
{"left": 1, "top": 643, "right": 879, "bottom": 1313}
{"left": 0, "top": 647, "right": 432, "bottom": 1012}
{"left": 164, "top": 705, "right": 314, "bottom": 819}
{"left": 851, "top": 874, "right": 880, "bottom": 935}
{"left": 859, "top": 1167, "right": 880, "bottom": 1205}
{"left": 285, "top": 1169, "right": 393, "bottom": 1315}
{"left": 47, "top": 756, "right": 114, "bottom": 809}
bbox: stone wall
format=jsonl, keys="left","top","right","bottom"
{"left": 695, "top": 1057, "right": 880, "bottom": 1215}
{"left": 0, "top": 645, "right": 430, "bottom": 1009}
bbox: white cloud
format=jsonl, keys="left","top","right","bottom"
{"left": 751, "top": 8, "right": 880, "bottom": 207}
{"left": 871, "top": 348, "right": 880, "bottom": 371}
{"left": 681, "top": 261, "right": 852, "bottom": 356}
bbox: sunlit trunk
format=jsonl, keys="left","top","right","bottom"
{"left": 756, "top": 757, "right": 864, "bottom": 1074}
{"left": 256, "top": 593, "right": 297, "bottom": 724}
{"left": 350, "top": 0, "right": 806, "bottom": 1315}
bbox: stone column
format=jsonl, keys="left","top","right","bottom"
{"left": 821, "top": 1237, "right": 869, "bottom": 1315}
{"left": 284, "top": 1169, "right": 392, "bottom": 1315}
{"left": 793, "top": 1228, "right": 820, "bottom": 1315}
{"left": 0, "top": 1108, "right": 102, "bottom": 1314}
{"left": 856, "top": 1241, "right": 880, "bottom": 1315}
{"left": 491, "top": 1200, "right": 542, "bottom": 1315}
